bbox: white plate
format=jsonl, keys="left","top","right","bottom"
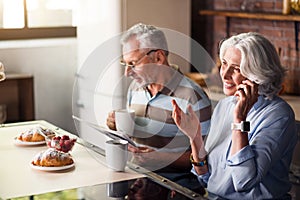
{"left": 14, "top": 137, "right": 46, "bottom": 146}
{"left": 30, "top": 162, "right": 75, "bottom": 171}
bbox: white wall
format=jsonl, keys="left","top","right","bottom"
{"left": 124, "top": 0, "right": 191, "bottom": 73}
{"left": 75, "top": 0, "right": 124, "bottom": 147}
{"left": 0, "top": 0, "right": 191, "bottom": 147}
{"left": 0, "top": 38, "right": 77, "bottom": 133}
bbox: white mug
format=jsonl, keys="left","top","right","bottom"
{"left": 105, "top": 139, "right": 128, "bottom": 171}
{"left": 115, "top": 109, "right": 135, "bottom": 136}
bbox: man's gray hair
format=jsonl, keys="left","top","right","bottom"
{"left": 121, "top": 23, "right": 169, "bottom": 55}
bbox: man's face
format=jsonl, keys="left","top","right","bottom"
{"left": 121, "top": 39, "right": 161, "bottom": 86}
{"left": 122, "top": 49, "right": 153, "bottom": 84}
{"left": 121, "top": 37, "right": 172, "bottom": 87}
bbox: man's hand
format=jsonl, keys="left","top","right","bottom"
{"left": 128, "top": 144, "right": 191, "bottom": 170}
{"left": 128, "top": 145, "right": 161, "bottom": 168}
{"left": 106, "top": 111, "right": 116, "bottom": 130}
{"left": 128, "top": 145, "right": 154, "bottom": 153}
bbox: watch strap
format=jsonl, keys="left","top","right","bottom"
{"left": 231, "top": 121, "right": 250, "bottom": 132}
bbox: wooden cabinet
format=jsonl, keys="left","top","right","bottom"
{"left": 0, "top": 73, "right": 34, "bottom": 123}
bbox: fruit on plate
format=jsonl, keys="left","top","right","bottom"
{"left": 46, "top": 135, "right": 76, "bottom": 153}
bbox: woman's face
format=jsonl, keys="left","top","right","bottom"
{"left": 220, "top": 47, "right": 246, "bottom": 96}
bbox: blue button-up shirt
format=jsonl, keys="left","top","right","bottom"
{"left": 192, "top": 95, "right": 297, "bottom": 199}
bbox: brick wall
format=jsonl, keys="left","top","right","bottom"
{"left": 194, "top": 0, "right": 300, "bottom": 95}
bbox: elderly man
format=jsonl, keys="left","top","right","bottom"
{"left": 107, "top": 23, "right": 211, "bottom": 193}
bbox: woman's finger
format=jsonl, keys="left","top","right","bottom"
{"left": 187, "top": 104, "right": 194, "bottom": 116}
{"left": 171, "top": 100, "right": 181, "bottom": 124}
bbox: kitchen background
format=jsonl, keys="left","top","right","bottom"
{"left": 0, "top": 0, "right": 299, "bottom": 146}
{"left": 0, "top": 0, "right": 299, "bottom": 198}
{"left": 193, "top": 0, "right": 300, "bottom": 94}
{"left": 0, "top": 0, "right": 191, "bottom": 142}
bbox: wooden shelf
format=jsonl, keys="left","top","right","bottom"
{"left": 199, "top": 10, "right": 300, "bottom": 21}
{"left": 199, "top": 9, "right": 300, "bottom": 51}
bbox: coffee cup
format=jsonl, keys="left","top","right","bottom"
{"left": 115, "top": 109, "right": 135, "bottom": 136}
{"left": 105, "top": 139, "right": 128, "bottom": 171}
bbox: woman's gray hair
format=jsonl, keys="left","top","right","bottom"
{"left": 121, "top": 23, "right": 169, "bottom": 56}
{"left": 219, "top": 32, "right": 285, "bottom": 99}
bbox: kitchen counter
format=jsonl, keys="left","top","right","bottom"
{"left": 0, "top": 120, "right": 205, "bottom": 200}
{"left": 0, "top": 120, "right": 144, "bottom": 199}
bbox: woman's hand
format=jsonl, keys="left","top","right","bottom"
{"left": 230, "top": 80, "right": 258, "bottom": 155}
{"left": 171, "top": 100, "right": 207, "bottom": 175}
{"left": 106, "top": 111, "right": 116, "bottom": 130}
{"left": 234, "top": 80, "right": 259, "bottom": 122}
{"left": 171, "top": 99, "right": 201, "bottom": 141}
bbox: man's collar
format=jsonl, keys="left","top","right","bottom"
{"left": 160, "top": 64, "right": 183, "bottom": 96}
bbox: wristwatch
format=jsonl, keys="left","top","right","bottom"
{"left": 231, "top": 121, "right": 250, "bottom": 132}
{"left": 190, "top": 154, "right": 207, "bottom": 166}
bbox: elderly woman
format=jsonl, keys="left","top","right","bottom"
{"left": 172, "top": 32, "right": 297, "bottom": 199}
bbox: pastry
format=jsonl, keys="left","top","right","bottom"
{"left": 17, "top": 126, "right": 55, "bottom": 142}
{"left": 31, "top": 148, "right": 74, "bottom": 167}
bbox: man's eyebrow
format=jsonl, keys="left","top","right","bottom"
{"left": 231, "top": 64, "right": 240, "bottom": 68}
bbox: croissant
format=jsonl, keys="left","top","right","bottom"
{"left": 32, "top": 148, "right": 74, "bottom": 167}
{"left": 17, "top": 126, "right": 55, "bottom": 142}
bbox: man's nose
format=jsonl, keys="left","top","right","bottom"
{"left": 124, "top": 66, "right": 132, "bottom": 77}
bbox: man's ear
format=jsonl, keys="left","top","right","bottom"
{"left": 155, "top": 50, "right": 167, "bottom": 64}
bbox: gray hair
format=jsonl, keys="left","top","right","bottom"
{"left": 219, "top": 32, "right": 285, "bottom": 99}
{"left": 121, "top": 23, "right": 169, "bottom": 55}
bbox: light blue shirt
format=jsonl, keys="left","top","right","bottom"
{"left": 192, "top": 95, "right": 297, "bottom": 199}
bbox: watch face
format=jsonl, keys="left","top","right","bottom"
{"left": 242, "top": 121, "right": 250, "bottom": 132}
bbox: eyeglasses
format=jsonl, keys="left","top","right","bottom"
{"left": 120, "top": 49, "right": 159, "bottom": 69}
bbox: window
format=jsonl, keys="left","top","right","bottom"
{"left": 0, "top": 0, "right": 77, "bottom": 40}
